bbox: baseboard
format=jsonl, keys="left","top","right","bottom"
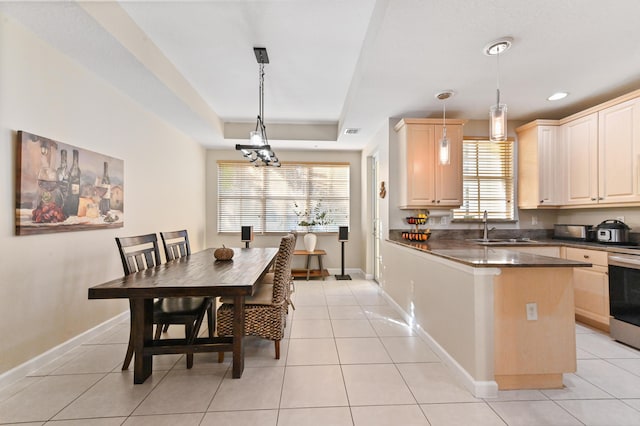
{"left": 0, "top": 311, "right": 128, "bottom": 391}
{"left": 379, "top": 290, "right": 498, "bottom": 398}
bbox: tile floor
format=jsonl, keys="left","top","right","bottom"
{"left": 2, "top": 278, "right": 640, "bottom": 425}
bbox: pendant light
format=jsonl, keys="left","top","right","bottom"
{"left": 435, "top": 90, "right": 455, "bottom": 165}
{"left": 235, "top": 47, "right": 280, "bottom": 167}
{"left": 484, "top": 37, "right": 512, "bottom": 142}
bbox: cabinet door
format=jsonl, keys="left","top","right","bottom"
{"left": 598, "top": 98, "right": 640, "bottom": 203}
{"left": 538, "top": 126, "right": 561, "bottom": 205}
{"left": 405, "top": 124, "right": 436, "bottom": 205}
{"left": 434, "top": 124, "right": 462, "bottom": 206}
{"left": 572, "top": 266, "right": 610, "bottom": 327}
{"left": 563, "top": 113, "right": 599, "bottom": 205}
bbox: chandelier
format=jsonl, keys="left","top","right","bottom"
{"left": 235, "top": 47, "right": 280, "bottom": 167}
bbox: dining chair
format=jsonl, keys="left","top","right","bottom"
{"left": 160, "top": 229, "right": 215, "bottom": 340}
{"left": 216, "top": 233, "right": 296, "bottom": 360}
{"left": 261, "top": 232, "right": 297, "bottom": 311}
{"left": 116, "top": 233, "right": 211, "bottom": 370}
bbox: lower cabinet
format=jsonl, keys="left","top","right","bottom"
{"left": 564, "top": 247, "right": 610, "bottom": 331}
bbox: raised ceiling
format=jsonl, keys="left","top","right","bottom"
{"left": 2, "top": 0, "right": 640, "bottom": 151}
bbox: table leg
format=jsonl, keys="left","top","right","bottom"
{"left": 306, "top": 254, "right": 311, "bottom": 280}
{"left": 231, "top": 295, "right": 245, "bottom": 378}
{"left": 318, "top": 254, "right": 325, "bottom": 280}
{"left": 132, "top": 299, "right": 154, "bottom": 384}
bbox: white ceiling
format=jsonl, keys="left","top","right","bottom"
{"left": 2, "top": 0, "right": 640, "bottom": 151}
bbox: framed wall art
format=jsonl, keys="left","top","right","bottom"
{"left": 15, "top": 131, "right": 124, "bottom": 235}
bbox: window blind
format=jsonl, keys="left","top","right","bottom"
{"left": 453, "top": 139, "right": 514, "bottom": 220}
{"left": 217, "top": 161, "right": 350, "bottom": 233}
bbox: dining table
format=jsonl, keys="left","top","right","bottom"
{"left": 88, "top": 246, "right": 278, "bottom": 384}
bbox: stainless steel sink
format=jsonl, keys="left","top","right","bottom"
{"left": 467, "top": 238, "right": 539, "bottom": 245}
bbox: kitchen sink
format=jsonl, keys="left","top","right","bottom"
{"left": 467, "top": 238, "right": 539, "bottom": 245}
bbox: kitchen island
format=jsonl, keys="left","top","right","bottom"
{"left": 381, "top": 237, "right": 591, "bottom": 397}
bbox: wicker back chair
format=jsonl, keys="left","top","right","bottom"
{"left": 216, "top": 234, "right": 296, "bottom": 359}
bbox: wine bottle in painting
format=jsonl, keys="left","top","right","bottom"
{"left": 56, "top": 149, "right": 68, "bottom": 198}
{"left": 63, "top": 149, "right": 80, "bottom": 217}
{"left": 99, "top": 161, "right": 111, "bottom": 215}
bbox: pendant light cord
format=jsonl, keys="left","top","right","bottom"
{"left": 496, "top": 51, "right": 501, "bottom": 105}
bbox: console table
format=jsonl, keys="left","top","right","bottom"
{"left": 292, "top": 249, "right": 329, "bottom": 280}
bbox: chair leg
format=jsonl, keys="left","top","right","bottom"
{"left": 122, "top": 300, "right": 135, "bottom": 370}
{"left": 218, "top": 352, "right": 225, "bottom": 363}
{"left": 154, "top": 324, "right": 162, "bottom": 340}
{"left": 122, "top": 337, "right": 134, "bottom": 370}
{"left": 162, "top": 323, "right": 169, "bottom": 332}
{"left": 274, "top": 340, "right": 280, "bottom": 360}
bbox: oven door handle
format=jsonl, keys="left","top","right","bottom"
{"left": 609, "top": 254, "right": 640, "bottom": 269}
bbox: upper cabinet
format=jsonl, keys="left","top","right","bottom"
{"left": 598, "top": 97, "right": 640, "bottom": 204}
{"left": 562, "top": 96, "right": 640, "bottom": 206}
{"left": 516, "top": 121, "right": 561, "bottom": 208}
{"left": 394, "top": 118, "right": 465, "bottom": 209}
{"left": 562, "top": 113, "right": 599, "bottom": 205}
{"left": 517, "top": 89, "right": 640, "bottom": 209}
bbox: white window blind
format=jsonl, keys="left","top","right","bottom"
{"left": 453, "top": 138, "right": 514, "bottom": 220}
{"left": 217, "top": 161, "right": 350, "bottom": 233}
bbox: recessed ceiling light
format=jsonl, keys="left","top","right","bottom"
{"left": 435, "top": 90, "right": 455, "bottom": 100}
{"left": 547, "top": 92, "right": 569, "bottom": 101}
{"left": 483, "top": 37, "right": 513, "bottom": 56}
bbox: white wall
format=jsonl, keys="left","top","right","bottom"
{"left": 0, "top": 13, "right": 207, "bottom": 374}
{"left": 205, "top": 149, "right": 363, "bottom": 273}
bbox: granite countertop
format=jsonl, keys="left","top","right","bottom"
{"left": 386, "top": 237, "right": 593, "bottom": 268}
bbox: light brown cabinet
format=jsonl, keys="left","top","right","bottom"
{"left": 598, "top": 97, "right": 640, "bottom": 204}
{"left": 516, "top": 121, "right": 561, "bottom": 208}
{"left": 562, "top": 95, "right": 640, "bottom": 206}
{"left": 394, "top": 118, "right": 465, "bottom": 209}
{"left": 518, "top": 89, "right": 640, "bottom": 209}
{"left": 564, "top": 247, "right": 609, "bottom": 331}
{"left": 562, "top": 113, "right": 599, "bottom": 205}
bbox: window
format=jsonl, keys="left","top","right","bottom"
{"left": 217, "top": 161, "right": 350, "bottom": 233}
{"left": 453, "top": 138, "right": 514, "bottom": 220}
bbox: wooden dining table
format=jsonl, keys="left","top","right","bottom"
{"left": 88, "top": 247, "right": 278, "bottom": 384}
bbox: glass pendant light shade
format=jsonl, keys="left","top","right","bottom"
{"left": 249, "top": 130, "right": 263, "bottom": 145}
{"left": 490, "top": 101, "right": 507, "bottom": 142}
{"left": 436, "top": 90, "right": 454, "bottom": 165}
{"left": 484, "top": 38, "right": 512, "bottom": 143}
{"left": 439, "top": 134, "right": 450, "bottom": 165}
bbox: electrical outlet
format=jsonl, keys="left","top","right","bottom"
{"left": 526, "top": 303, "right": 538, "bottom": 321}
{"left": 531, "top": 215, "right": 538, "bottom": 226}
{"left": 440, "top": 216, "right": 449, "bottom": 225}
{"left": 616, "top": 216, "right": 625, "bottom": 222}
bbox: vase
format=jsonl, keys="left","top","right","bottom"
{"left": 303, "top": 232, "right": 317, "bottom": 252}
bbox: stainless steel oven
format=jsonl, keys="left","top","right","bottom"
{"left": 608, "top": 253, "right": 640, "bottom": 350}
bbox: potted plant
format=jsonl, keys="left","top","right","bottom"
{"left": 294, "top": 202, "right": 333, "bottom": 252}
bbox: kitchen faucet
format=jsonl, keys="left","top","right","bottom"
{"left": 482, "top": 210, "right": 495, "bottom": 241}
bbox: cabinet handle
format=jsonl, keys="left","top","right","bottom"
{"left": 437, "top": 200, "right": 440, "bottom": 204}
{"left": 599, "top": 197, "right": 604, "bottom": 200}
{"left": 583, "top": 255, "right": 590, "bottom": 259}
{"left": 540, "top": 200, "right": 544, "bottom": 203}
{"left": 431, "top": 200, "right": 436, "bottom": 203}
{"left": 590, "top": 198, "right": 597, "bottom": 201}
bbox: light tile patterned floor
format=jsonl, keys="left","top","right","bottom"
{"left": 2, "top": 278, "right": 640, "bottom": 425}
